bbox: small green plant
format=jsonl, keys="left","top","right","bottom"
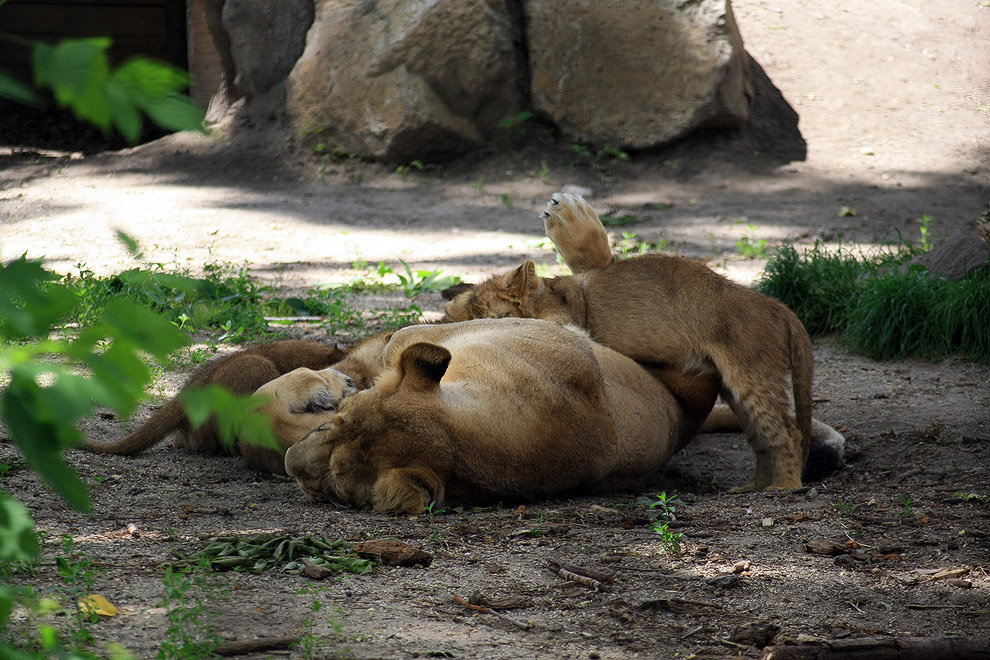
{"left": 390, "top": 261, "right": 461, "bottom": 298}
{"left": 897, "top": 494, "right": 914, "bottom": 517}
{"left": 423, "top": 501, "right": 445, "bottom": 541}
{"left": 538, "top": 160, "right": 551, "bottom": 184}
{"left": 474, "top": 174, "right": 485, "bottom": 192}
{"left": 497, "top": 193, "right": 512, "bottom": 208}
{"left": 570, "top": 143, "right": 630, "bottom": 169}
{"left": 953, "top": 491, "right": 988, "bottom": 503}
{"left": 395, "top": 160, "right": 428, "bottom": 177}
{"left": 295, "top": 584, "right": 346, "bottom": 660}
{"left": 498, "top": 110, "right": 536, "bottom": 136}
{"left": 648, "top": 492, "right": 683, "bottom": 554}
{"left": 736, "top": 221, "right": 771, "bottom": 259}
{"left": 616, "top": 231, "right": 668, "bottom": 257}
{"left": 836, "top": 499, "right": 859, "bottom": 517}
{"left": 176, "top": 533, "right": 376, "bottom": 575}
{"left": 916, "top": 214, "right": 933, "bottom": 253}
{"left": 157, "top": 560, "right": 227, "bottom": 660}
{"left": 54, "top": 536, "right": 103, "bottom": 648}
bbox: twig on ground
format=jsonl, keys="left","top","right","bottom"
{"left": 759, "top": 636, "right": 990, "bottom": 660}
{"left": 451, "top": 593, "right": 531, "bottom": 630}
{"left": 548, "top": 558, "right": 613, "bottom": 591}
{"left": 215, "top": 636, "right": 299, "bottom": 656}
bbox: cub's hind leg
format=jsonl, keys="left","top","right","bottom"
{"left": 541, "top": 192, "right": 612, "bottom": 273}
{"left": 714, "top": 356, "right": 805, "bottom": 492}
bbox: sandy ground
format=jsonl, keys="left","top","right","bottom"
{"left": 1, "top": 0, "right": 988, "bottom": 658}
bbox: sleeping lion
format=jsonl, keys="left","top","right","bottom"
{"left": 263, "top": 319, "right": 844, "bottom": 514}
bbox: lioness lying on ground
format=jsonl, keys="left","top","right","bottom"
{"left": 444, "top": 193, "right": 816, "bottom": 493}
{"left": 268, "top": 319, "right": 843, "bottom": 513}
{"left": 80, "top": 340, "right": 356, "bottom": 474}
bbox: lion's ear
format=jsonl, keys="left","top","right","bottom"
{"left": 372, "top": 467, "right": 445, "bottom": 514}
{"left": 505, "top": 260, "right": 542, "bottom": 301}
{"left": 396, "top": 342, "right": 451, "bottom": 392}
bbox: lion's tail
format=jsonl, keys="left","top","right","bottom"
{"left": 80, "top": 399, "right": 187, "bottom": 456}
{"left": 788, "top": 313, "right": 814, "bottom": 466}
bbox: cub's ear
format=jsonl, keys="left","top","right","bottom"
{"left": 441, "top": 282, "right": 474, "bottom": 301}
{"left": 505, "top": 260, "right": 541, "bottom": 301}
{"left": 372, "top": 467, "right": 445, "bottom": 514}
{"left": 396, "top": 342, "right": 451, "bottom": 392}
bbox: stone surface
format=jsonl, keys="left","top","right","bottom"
{"left": 901, "top": 232, "right": 990, "bottom": 280}
{"left": 222, "top": 0, "right": 314, "bottom": 97}
{"left": 286, "top": 0, "right": 523, "bottom": 162}
{"left": 525, "top": 0, "right": 753, "bottom": 149}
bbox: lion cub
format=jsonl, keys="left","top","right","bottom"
{"left": 444, "top": 193, "right": 815, "bottom": 492}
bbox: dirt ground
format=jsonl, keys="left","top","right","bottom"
{"left": 1, "top": 0, "right": 989, "bottom": 658}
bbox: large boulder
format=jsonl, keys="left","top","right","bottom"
{"left": 286, "top": 0, "right": 523, "bottom": 162}
{"left": 222, "top": 0, "right": 314, "bottom": 98}
{"left": 525, "top": 0, "right": 753, "bottom": 149}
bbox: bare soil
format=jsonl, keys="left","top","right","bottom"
{"left": 1, "top": 0, "right": 988, "bottom": 658}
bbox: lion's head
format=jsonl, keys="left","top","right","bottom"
{"left": 282, "top": 342, "right": 455, "bottom": 513}
{"left": 443, "top": 261, "right": 578, "bottom": 326}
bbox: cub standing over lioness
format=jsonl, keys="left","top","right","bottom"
{"left": 444, "top": 193, "right": 815, "bottom": 493}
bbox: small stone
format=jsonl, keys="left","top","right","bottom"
{"left": 706, "top": 574, "right": 741, "bottom": 589}
{"left": 806, "top": 538, "right": 847, "bottom": 555}
{"left": 762, "top": 518, "right": 774, "bottom": 527}
{"left": 732, "top": 560, "right": 751, "bottom": 573}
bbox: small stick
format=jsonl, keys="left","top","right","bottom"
{"left": 215, "top": 636, "right": 299, "bottom": 656}
{"left": 451, "top": 594, "right": 530, "bottom": 630}
{"left": 547, "top": 558, "right": 613, "bottom": 584}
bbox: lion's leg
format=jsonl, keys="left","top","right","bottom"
{"left": 540, "top": 192, "right": 612, "bottom": 273}
{"left": 716, "top": 366, "right": 805, "bottom": 493}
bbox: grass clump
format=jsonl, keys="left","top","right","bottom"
{"left": 758, "top": 241, "right": 990, "bottom": 363}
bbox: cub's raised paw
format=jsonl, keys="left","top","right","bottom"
{"left": 540, "top": 192, "right": 612, "bottom": 273}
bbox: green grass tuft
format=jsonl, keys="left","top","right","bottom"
{"left": 758, "top": 243, "right": 990, "bottom": 364}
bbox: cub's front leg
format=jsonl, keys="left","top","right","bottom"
{"left": 540, "top": 192, "right": 612, "bottom": 273}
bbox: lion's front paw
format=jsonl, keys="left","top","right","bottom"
{"left": 540, "top": 192, "right": 612, "bottom": 273}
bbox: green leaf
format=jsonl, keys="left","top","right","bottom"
{"left": 138, "top": 93, "right": 206, "bottom": 134}
{"left": 114, "top": 229, "right": 143, "bottom": 259}
{"left": 0, "top": 255, "right": 77, "bottom": 339}
{"left": 0, "top": 69, "right": 42, "bottom": 106}
{"left": 180, "top": 386, "right": 278, "bottom": 453}
{"left": 33, "top": 38, "right": 113, "bottom": 131}
{"left": 1, "top": 374, "right": 91, "bottom": 512}
{"left": 0, "top": 492, "right": 40, "bottom": 563}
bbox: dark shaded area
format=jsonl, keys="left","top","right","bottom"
{"left": 0, "top": 100, "right": 170, "bottom": 154}
{"left": 638, "top": 54, "right": 806, "bottom": 174}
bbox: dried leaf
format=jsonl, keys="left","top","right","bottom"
{"left": 79, "top": 594, "right": 117, "bottom": 616}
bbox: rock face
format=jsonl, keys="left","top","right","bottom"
{"left": 286, "top": 0, "right": 523, "bottom": 162}
{"left": 266, "top": 0, "right": 762, "bottom": 161}
{"left": 526, "top": 0, "right": 753, "bottom": 149}
{"left": 222, "top": 0, "right": 314, "bottom": 98}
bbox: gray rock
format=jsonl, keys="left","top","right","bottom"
{"left": 525, "top": 0, "right": 753, "bottom": 149}
{"left": 286, "top": 0, "right": 523, "bottom": 162}
{"left": 222, "top": 0, "right": 314, "bottom": 97}
{"left": 900, "top": 232, "right": 989, "bottom": 280}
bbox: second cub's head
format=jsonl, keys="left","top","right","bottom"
{"left": 443, "top": 260, "right": 546, "bottom": 322}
